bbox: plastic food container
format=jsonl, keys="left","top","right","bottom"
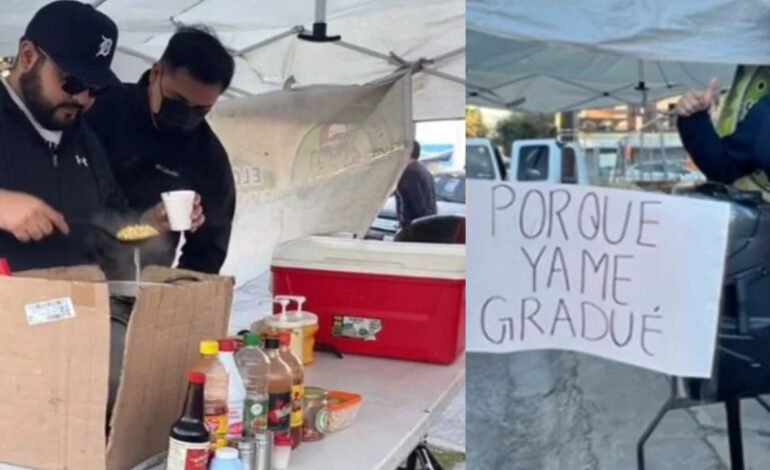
{"left": 270, "top": 295, "right": 319, "bottom": 365}
{"left": 326, "top": 391, "right": 362, "bottom": 433}
{"left": 302, "top": 387, "right": 328, "bottom": 441}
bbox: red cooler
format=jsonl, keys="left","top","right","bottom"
{"left": 271, "top": 236, "right": 465, "bottom": 364}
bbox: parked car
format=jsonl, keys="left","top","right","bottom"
{"left": 368, "top": 137, "right": 506, "bottom": 240}
{"left": 466, "top": 137, "right": 507, "bottom": 181}
{"left": 511, "top": 138, "right": 600, "bottom": 185}
{"left": 367, "top": 170, "right": 466, "bottom": 240}
{"left": 623, "top": 162, "right": 705, "bottom": 183}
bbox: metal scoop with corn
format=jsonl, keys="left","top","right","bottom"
{"left": 115, "top": 224, "right": 160, "bottom": 242}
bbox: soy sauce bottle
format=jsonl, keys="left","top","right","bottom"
{"left": 166, "top": 372, "right": 210, "bottom": 470}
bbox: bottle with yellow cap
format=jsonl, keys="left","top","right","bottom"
{"left": 191, "top": 340, "right": 229, "bottom": 447}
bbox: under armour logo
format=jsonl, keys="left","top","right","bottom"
{"left": 75, "top": 155, "right": 88, "bottom": 167}
{"left": 95, "top": 35, "right": 113, "bottom": 58}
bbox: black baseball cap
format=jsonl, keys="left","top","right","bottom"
{"left": 24, "top": 1, "right": 120, "bottom": 87}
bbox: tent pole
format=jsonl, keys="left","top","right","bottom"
{"left": 335, "top": 41, "right": 466, "bottom": 88}
{"left": 236, "top": 26, "right": 305, "bottom": 56}
{"left": 315, "top": 0, "right": 326, "bottom": 23}
{"left": 335, "top": 41, "right": 393, "bottom": 62}
{"left": 298, "top": 0, "right": 340, "bottom": 42}
{"left": 429, "top": 47, "right": 465, "bottom": 65}
{"left": 421, "top": 68, "right": 465, "bottom": 87}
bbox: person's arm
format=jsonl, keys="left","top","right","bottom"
{"left": 677, "top": 101, "right": 766, "bottom": 184}
{"left": 177, "top": 142, "right": 236, "bottom": 274}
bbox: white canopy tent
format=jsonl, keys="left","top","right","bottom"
{"left": 466, "top": 0, "right": 764, "bottom": 113}
{"left": 0, "top": 0, "right": 465, "bottom": 121}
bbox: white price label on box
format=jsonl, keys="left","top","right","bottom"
{"left": 25, "top": 298, "right": 76, "bottom": 326}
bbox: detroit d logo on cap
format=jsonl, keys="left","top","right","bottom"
{"left": 96, "top": 35, "right": 113, "bottom": 58}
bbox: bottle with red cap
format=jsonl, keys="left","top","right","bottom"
{"left": 218, "top": 339, "right": 246, "bottom": 440}
{"left": 166, "top": 372, "right": 210, "bottom": 470}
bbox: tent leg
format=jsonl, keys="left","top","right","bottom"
{"left": 726, "top": 398, "right": 745, "bottom": 470}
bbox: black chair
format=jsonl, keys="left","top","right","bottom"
{"left": 638, "top": 184, "right": 770, "bottom": 470}
{"left": 394, "top": 214, "right": 465, "bottom": 244}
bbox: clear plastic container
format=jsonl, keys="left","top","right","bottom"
{"left": 209, "top": 447, "right": 244, "bottom": 470}
{"left": 274, "top": 296, "right": 318, "bottom": 365}
{"left": 302, "top": 387, "right": 328, "bottom": 442}
{"left": 326, "top": 391, "right": 363, "bottom": 433}
{"left": 261, "top": 298, "right": 305, "bottom": 363}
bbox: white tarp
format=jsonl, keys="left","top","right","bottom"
{"left": 0, "top": 0, "right": 464, "bottom": 121}
{"left": 467, "top": 0, "right": 753, "bottom": 113}
{"left": 209, "top": 75, "right": 412, "bottom": 284}
{"left": 467, "top": 181, "right": 730, "bottom": 377}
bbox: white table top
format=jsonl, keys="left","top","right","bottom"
{"left": 0, "top": 352, "right": 465, "bottom": 470}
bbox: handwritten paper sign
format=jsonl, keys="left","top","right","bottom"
{"left": 467, "top": 181, "right": 731, "bottom": 377}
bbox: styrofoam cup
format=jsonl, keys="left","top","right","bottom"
{"left": 161, "top": 190, "right": 196, "bottom": 231}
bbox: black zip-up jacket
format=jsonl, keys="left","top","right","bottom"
{"left": 0, "top": 82, "right": 129, "bottom": 272}
{"left": 396, "top": 160, "right": 437, "bottom": 226}
{"left": 677, "top": 99, "right": 770, "bottom": 184}
{"left": 85, "top": 79, "right": 236, "bottom": 274}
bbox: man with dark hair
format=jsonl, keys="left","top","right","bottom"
{"left": 86, "top": 26, "right": 236, "bottom": 275}
{"left": 0, "top": 1, "right": 182, "bottom": 271}
{"left": 396, "top": 141, "right": 437, "bottom": 227}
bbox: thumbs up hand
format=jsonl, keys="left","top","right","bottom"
{"left": 675, "top": 77, "right": 720, "bottom": 118}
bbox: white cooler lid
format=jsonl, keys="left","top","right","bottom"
{"left": 272, "top": 236, "right": 466, "bottom": 280}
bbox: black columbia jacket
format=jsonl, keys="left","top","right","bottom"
{"left": 85, "top": 77, "right": 236, "bottom": 274}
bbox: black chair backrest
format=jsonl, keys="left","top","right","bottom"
{"left": 394, "top": 215, "right": 465, "bottom": 244}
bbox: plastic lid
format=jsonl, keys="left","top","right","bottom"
{"left": 214, "top": 447, "right": 239, "bottom": 459}
{"left": 243, "top": 333, "right": 261, "bottom": 347}
{"left": 219, "top": 339, "right": 235, "bottom": 352}
{"left": 200, "top": 340, "right": 219, "bottom": 356}
{"left": 263, "top": 313, "right": 302, "bottom": 329}
{"left": 264, "top": 337, "right": 279, "bottom": 349}
{"left": 278, "top": 332, "right": 291, "bottom": 345}
{"left": 273, "top": 432, "right": 292, "bottom": 446}
{"left": 264, "top": 312, "right": 318, "bottom": 328}
{"left": 188, "top": 372, "right": 206, "bottom": 385}
{"left": 305, "top": 386, "right": 327, "bottom": 401}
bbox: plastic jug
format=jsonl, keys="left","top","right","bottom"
{"left": 276, "top": 296, "right": 319, "bottom": 365}
{"left": 259, "top": 298, "right": 304, "bottom": 363}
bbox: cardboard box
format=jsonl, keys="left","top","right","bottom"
{"left": 0, "top": 265, "right": 233, "bottom": 470}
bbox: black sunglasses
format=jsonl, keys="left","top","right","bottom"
{"left": 37, "top": 47, "right": 107, "bottom": 97}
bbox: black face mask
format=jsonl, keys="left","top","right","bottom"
{"left": 154, "top": 96, "right": 208, "bottom": 133}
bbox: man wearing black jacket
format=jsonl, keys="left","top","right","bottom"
{"left": 396, "top": 141, "right": 437, "bottom": 227}
{"left": 0, "top": 1, "right": 135, "bottom": 271}
{"left": 86, "top": 26, "right": 236, "bottom": 274}
{"left": 676, "top": 77, "right": 770, "bottom": 183}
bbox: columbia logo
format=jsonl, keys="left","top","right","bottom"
{"left": 155, "top": 164, "right": 180, "bottom": 177}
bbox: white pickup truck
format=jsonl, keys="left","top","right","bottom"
{"left": 510, "top": 138, "right": 600, "bottom": 185}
